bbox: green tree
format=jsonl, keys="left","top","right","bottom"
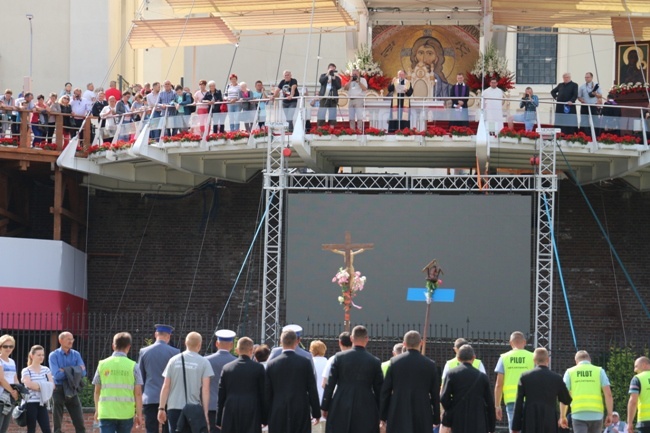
{"left": 605, "top": 346, "right": 638, "bottom": 422}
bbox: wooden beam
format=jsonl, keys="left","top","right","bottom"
{"left": 19, "top": 110, "right": 30, "bottom": 149}
{"left": 0, "top": 207, "right": 29, "bottom": 226}
{"left": 49, "top": 206, "right": 87, "bottom": 227}
{"left": 53, "top": 167, "right": 63, "bottom": 240}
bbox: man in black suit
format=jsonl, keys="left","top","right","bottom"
{"left": 551, "top": 72, "right": 579, "bottom": 134}
{"left": 440, "top": 344, "right": 496, "bottom": 433}
{"left": 265, "top": 330, "right": 320, "bottom": 433}
{"left": 217, "top": 337, "right": 266, "bottom": 433}
{"left": 322, "top": 325, "right": 383, "bottom": 433}
{"left": 379, "top": 330, "right": 440, "bottom": 433}
{"left": 317, "top": 63, "right": 341, "bottom": 126}
{"left": 449, "top": 73, "right": 471, "bottom": 127}
{"left": 512, "top": 348, "right": 572, "bottom": 433}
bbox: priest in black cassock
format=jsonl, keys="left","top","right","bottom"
{"left": 449, "top": 73, "right": 471, "bottom": 127}
{"left": 321, "top": 325, "right": 383, "bottom": 433}
{"left": 440, "top": 344, "right": 496, "bottom": 433}
{"left": 551, "top": 72, "right": 579, "bottom": 134}
{"left": 265, "top": 329, "right": 321, "bottom": 433}
{"left": 217, "top": 337, "right": 266, "bottom": 433}
{"left": 379, "top": 330, "right": 440, "bottom": 433}
{"left": 511, "top": 348, "right": 572, "bottom": 433}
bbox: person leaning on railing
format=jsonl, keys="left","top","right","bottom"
{"left": 0, "top": 90, "right": 15, "bottom": 137}
{"left": 44, "top": 93, "right": 60, "bottom": 143}
{"left": 31, "top": 95, "right": 48, "bottom": 146}
{"left": 202, "top": 81, "right": 225, "bottom": 134}
{"left": 58, "top": 95, "right": 73, "bottom": 146}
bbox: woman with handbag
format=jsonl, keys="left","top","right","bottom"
{"left": 0, "top": 335, "right": 19, "bottom": 433}
{"left": 21, "top": 346, "right": 53, "bottom": 433}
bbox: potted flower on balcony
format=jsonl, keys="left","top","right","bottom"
{"left": 498, "top": 127, "right": 520, "bottom": 144}
{"left": 520, "top": 130, "right": 540, "bottom": 144}
{"left": 87, "top": 142, "right": 111, "bottom": 161}
{"left": 0, "top": 137, "right": 19, "bottom": 147}
{"left": 335, "top": 127, "right": 360, "bottom": 141}
{"left": 423, "top": 126, "right": 448, "bottom": 141}
{"left": 226, "top": 130, "right": 250, "bottom": 145}
{"left": 251, "top": 127, "right": 269, "bottom": 144}
{"left": 310, "top": 125, "right": 334, "bottom": 140}
{"left": 364, "top": 127, "right": 386, "bottom": 140}
{"left": 597, "top": 132, "right": 621, "bottom": 149}
{"left": 395, "top": 127, "right": 423, "bottom": 141}
{"left": 38, "top": 142, "right": 59, "bottom": 151}
{"left": 206, "top": 132, "right": 226, "bottom": 146}
{"left": 449, "top": 126, "right": 476, "bottom": 141}
{"left": 620, "top": 134, "right": 643, "bottom": 150}
{"left": 562, "top": 131, "right": 591, "bottom": 147}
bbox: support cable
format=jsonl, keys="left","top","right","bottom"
{"left": 207, "top": 190, "right": 276, "bottom": 349}
{"left": 600, "top": 194, "right": 628, "bottom": 345}
{"left": 558, "top": 146, "right": 650, "bottom": 320}
{"left": 542, "top": 194, "right": 578, "bottom": 351}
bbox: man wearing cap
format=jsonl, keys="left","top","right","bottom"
{"left": 441, "top": 338, "right": 486, "bottom": 384}
{"left": 266, "top": 330, "right": 321, "bottom": 433}
{"left": 268, "top": 325, "right": 317, "bottom": 380}
{"left": 205, "top": 330, "right": 237, "bottom": 433}
{"left": 604, "top": 412, "right": 626, "bottom": 433}
{"left": 138, "top": 325, "right": 180, "bottom": 433}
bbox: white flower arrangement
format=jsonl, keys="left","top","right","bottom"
{"left": 345, "top": 44, "right": 384, "bottom": 76}
{"left": 470, "top": 43, "right": 512, "bottom": 78}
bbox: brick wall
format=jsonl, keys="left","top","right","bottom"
{"left": 80, "top": 176, "right": 649, "bottom": 374}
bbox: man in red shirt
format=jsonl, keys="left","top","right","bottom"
{"left": 105, "top": 80, "right": 122, "bottom": 101}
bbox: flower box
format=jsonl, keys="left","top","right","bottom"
{"left": 254, "top": 137, "right": 268, "bottom": 145}
{"left": 366, "top": 135, "right": 385, "bottom": 141}
{"left": 622, "top": 144, "right": 646, "bottom": 151}
{"left": 228, "top": 138, "right": 248, "bottom": 145}
{"left": 338, "top": 134, "right": 358, "bottom": 141}
{"left": 207, "top": 139, "right": 226, "bottom": 147}
{"left": 161, "top": 141, "right": 181, "bottom": 149}
{"left": 181, "top": 141, "right": 200, "bottom": 148}
{"left": 0, "top": 144, "right": 18, "bottom": 148}
{"left": 566, "top": 141, "right": 587, "bottom": 148}
{"left": 598, "top": 143, "right": 620, "bottom": 150}
{"left": 451, "top": 135, "right": 473, "bottom": 141}
{"left": 311, "top": 135, "right": 333, "bottom": 140}
{"left": 396, "top": 135, "right": 417, "bottom": 141}
{"left": 425, "top": 136, "right": 445, "bottom": 141}
{"left": 88, "top": 152, "right": 107, "bottom": 161}
{"left": 499, "top": 137, "right": 519, "bottom": 144}
{"left": 520, "top": 138, "right": 536, "bottom": 145}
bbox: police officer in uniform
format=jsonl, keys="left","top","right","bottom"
{"left": 441, "top": 338, "right": 487, "bottom": 384}
{"left": 138, "top": 324, "right": 180, "bottom": 433}
{"left": 627, "top": 356, "right": 650, "bottom": 433}
{"left": 205, "top": 330, "right": 237, "bottom": 433}
{"left": 494, "top": 331, "right": 534, "bottom": 430}
{"left": 560, "top": 350, "right": 613, "bottom": 433}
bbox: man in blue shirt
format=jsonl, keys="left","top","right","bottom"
{"left": 49, "top": 332, "right": 87, "bottom": 433}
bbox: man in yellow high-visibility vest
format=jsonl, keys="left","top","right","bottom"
{"left": 627, "top": 356, "right": 650, "bottom": 433}
{"left": 441, "top": 338, "right": 486, "bottom": 385}
{"left": 560, "top": 350, "right": 613, "bottom": 433}
{"left": 93, "top": 332, "right": 143, "bottom": 433}
{"left": 494, "top": 331, "right": 534, "bottom": 430}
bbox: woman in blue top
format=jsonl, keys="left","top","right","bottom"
{"left": 508, "top": 87, "right": 539, "bottom": 132}
{"left": 21, "top": 345, "right": 54, "bottom": 433}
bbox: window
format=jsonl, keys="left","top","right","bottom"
{"left": 516, "top": 28, "right": 558, "bottom": 84}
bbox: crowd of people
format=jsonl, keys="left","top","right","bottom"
{"left": 1, "top": 328, "right": 650, "bottom": 433}
{"left": 1, "top": 69, "right": 649, "bottom": 148}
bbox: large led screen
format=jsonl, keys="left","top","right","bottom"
{"left": 286, "top": 194, "right": 532, "bottom": 335}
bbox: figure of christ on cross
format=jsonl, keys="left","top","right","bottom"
{"left": 322, "top": 231, "right": 374, "bottom": 332}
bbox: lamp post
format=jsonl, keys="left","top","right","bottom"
{"left": 26, "top": 14, "right": 33, "bottom": 78}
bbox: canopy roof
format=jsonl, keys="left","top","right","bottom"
{"left": 129, "top": 17, "right": 237, "bottom": 48}
{"left": 611, "top": 17, "right": 650, "bottom": 42}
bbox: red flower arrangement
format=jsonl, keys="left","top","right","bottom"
{"left": 225, "top": 130, "right": 250, "bottom": 141}
{"left": 38, "top": 142, "right": 58, "bottom": 151}
{"left": 111, "top": 139, "right": 135, "bottom": 151}
{"left": 423, "top": 126, "right": 448, "bottom": 137}
{"left": 521, "top": 130, "right": 540, "bottom": 140}
{"left": 597, "top": 133, "right": 641, "bottom": 145}
{"left": 364, "top": 127, "right": 386, "bottom": 136}
{"left": 310, "top": 125, "right": 360, "bottom": 137}
{"left": 560, "top": 131, "right": 592, "bottom": 145}
{"left": 251, "top": 127, "right": 269, "bottom": 139}
{"left": 0, "top": 137, "right": 19, "bottom": 146}
{"left": 88, "top": 143, "right": 111, "bottom": 155}
{"left": 395, "top": 128, "right": 423, "bottom": 137}
{"left": 162, "top": 132, "right": 202, "bottom": 143}
{"left": 498, "top": 127, "right": 520, "bottom": 139}
{"left": 449, "top": 126, "right": 476, "bottom": 136}
{"left": 206, "top": 132, "right": 226, "bottom": 141}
